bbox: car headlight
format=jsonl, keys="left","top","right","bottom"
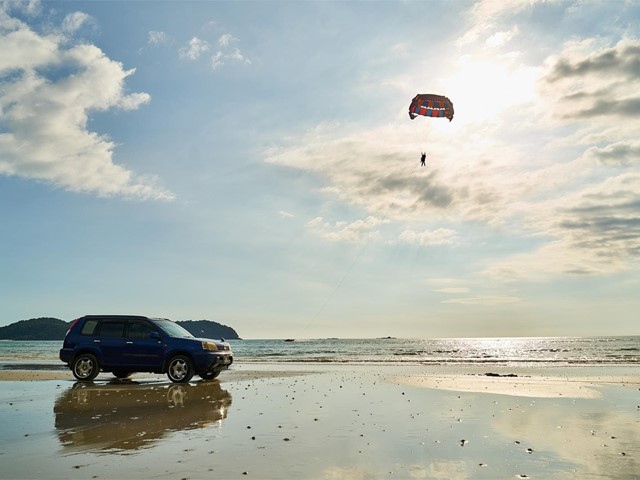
{"left": 202, "top": 341, "right": 218, "bottom": 351}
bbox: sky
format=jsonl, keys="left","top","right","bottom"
{"left": 1, "top": 0, "right": 639, "bottom": 339}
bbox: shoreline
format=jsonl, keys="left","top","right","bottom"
{"left": 2, "top": 361, "right": 640, "bottom": 396}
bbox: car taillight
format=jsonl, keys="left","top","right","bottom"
{"left": 65, "top": 318, "right": 81, "bottom": 337}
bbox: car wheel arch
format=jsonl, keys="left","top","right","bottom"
{"left": 72, "top": 348, "right": 102, "bottom": 363}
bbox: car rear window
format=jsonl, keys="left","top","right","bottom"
{"left": 98, "top": 321, "right": 125, "bottom": 338}
{"left": 80, "top": 320, "right": 99, "bottom": 335}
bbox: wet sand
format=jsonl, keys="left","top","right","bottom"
{"left": 1, "top": 363, "right": 639, "bottom": 479}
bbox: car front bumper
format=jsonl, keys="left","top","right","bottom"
{"left": 193, "top": 352, "right": 233, "bottom": 373}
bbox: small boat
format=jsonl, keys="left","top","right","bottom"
{"left": 284, "top": 339, "right": 295, "bottom": 342}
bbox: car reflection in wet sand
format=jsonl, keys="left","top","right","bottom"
{"left": 54, "top": 379, "right": 232, "bottom": 452}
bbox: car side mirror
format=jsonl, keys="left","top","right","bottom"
{"left": 150, "top": 331, "right": 161, "bottom": 340}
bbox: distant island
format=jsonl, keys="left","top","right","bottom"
{"left": 0, "top": 317, "right": 241, "bottom": 341}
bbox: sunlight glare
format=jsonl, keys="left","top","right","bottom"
{"left": 444, "top": 55, "right": 540, "bottom": 124}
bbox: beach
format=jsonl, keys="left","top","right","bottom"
{"left": 1, "top": 363, "right": 639, "bottom": 479}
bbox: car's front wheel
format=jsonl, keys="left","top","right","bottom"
{"left": 167, "top": 355, "right": 194, "bottom": 383}
{"left": 72, "top": 353, "right": 100, "bottom": 381}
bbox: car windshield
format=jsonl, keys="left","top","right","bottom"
{"left": 152, "top": 319, "right": 194, "bottom": 338}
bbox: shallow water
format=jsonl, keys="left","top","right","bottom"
{"left": 2, "top": 336, "right": 639, "bottom": 367}
{"left": 1, "top": 364, "right": 639, "bottom": 479}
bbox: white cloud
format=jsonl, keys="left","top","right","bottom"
{"left": 211, "top": 31, "right": 251, "bottom": 70}
{"left": 0, "top": 22, "right": 59, "bottom": 71}
{"left": 0, "top": 11, "right": 173, "bottom": 200}
{"left": 456, "top": 0, "right": 539, "bottom": 47}
{"left": 1, "top": 0, "right": 41, "bottom": 18}
{"left": 148, "top": 30, "right": 170, "bottom": 46}
{"left": 584, "top": 141, "right": 640, "bottom": 167}
{"left": 442, "top": 295, "right": 521, "bottom": 305}
{"left": 486, "top": 172, "right": 640, "bottom": 280}
{"left": 211, "top": 50, "right": 224, "bottom": 69}
{"left": 229, "top": 47, "right": 250, "bottom": 64}
{"left": 278, "top": 210, "right": 294, "bottom": 219}
{"left": 211, "top": 47, "right": 251, "bottom": 70}
{"left": 179, "top": 36, "right": 209, "bottom": 60}
{"left": 218, "top": 33, "right": 234, "bottom": 47}
{"left": 389, "top": 42, "right": 410, "bottom": 57}
{"left": 61, "top": 12, "right": 91, "bottom": 34}
{"left": 485, "top": 25, "right": 519, "bottom": 48}
{"left": 474, "top": 38, "right": 640, "bottom": 279}
{"left": 307, "top": 216, "right": 388, "bottom": 243}
{"left": 541, "top": 38, "right": 640, "bottom": 121}
{"left": 178, "top": 28, "right": 250, "bottom": 71}
{"left": 398, "top": 228, "right": 457, "bottom": 246}
{"left": 265, "top": 121, "right": 521, "bottom": 227}
{"left": 434, "top": 287, "right": 470, "bottom": 294}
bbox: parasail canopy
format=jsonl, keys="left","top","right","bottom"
{"left": 408, "top": 94, "right": 454, "bottom": 121}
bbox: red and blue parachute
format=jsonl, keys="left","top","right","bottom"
{"left": 408, "top": 94, "right": 454, "bottom": 122}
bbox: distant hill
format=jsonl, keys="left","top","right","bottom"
{"left": 0, "top": 317, "right": 240, "bottom": 341}
{"left": 0, "top": 317, "right": 70, "bottom": 340}
{"left": 179, "top": 320, "right": 239, "bottom": 340}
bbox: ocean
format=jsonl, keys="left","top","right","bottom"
{"left": 1, "top": 336, "right": 639, "bottom": 367}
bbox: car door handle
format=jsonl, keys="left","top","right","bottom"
{"left": 93, "top": 339, "right": 101, "bottom": 343}
{"left": 126, "top": 341, "right": 133, "bottom": 344}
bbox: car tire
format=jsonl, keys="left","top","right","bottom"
{"left": 167, "top": 355, "right": 194, "bottom": 383}
{"left": 112, "top": 370, "right": 132, "bottom": 379}
{"left": 199, "top": 368, "right": 221, "bottom": 380}
{"left": 72, "top": 353, "right": 100, "bottom": 381}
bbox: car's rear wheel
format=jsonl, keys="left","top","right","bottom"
{"left": 167, "top": 355, "right": 194, "bottom": 383}
{"left": 72, "top": 353, "right": 100, "bottom": 381}
{"left": 112, "top": 370, "right": 132, "bottom": 379}
{"left": 199, "top": 368, "right": 221, "bottom": 380}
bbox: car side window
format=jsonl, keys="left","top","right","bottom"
{"left": 80, "top": 320, "right": 99, "bottom": 335}
{"left": 98, "top": 321, "right": 125, "bottom": 338}
{"left": 128, "top": 322, "right": 156, "bottom": 339}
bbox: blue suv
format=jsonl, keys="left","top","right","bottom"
{"left": 59, "top": 315, "right": 233, "bottom": 383}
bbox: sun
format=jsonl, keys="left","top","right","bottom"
{"left": 444, "top": 55, "right": 540, "bottom": 124}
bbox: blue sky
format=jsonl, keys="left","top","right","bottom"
{"left": 1, "top": 0, "right": 639, "bottom": 338}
